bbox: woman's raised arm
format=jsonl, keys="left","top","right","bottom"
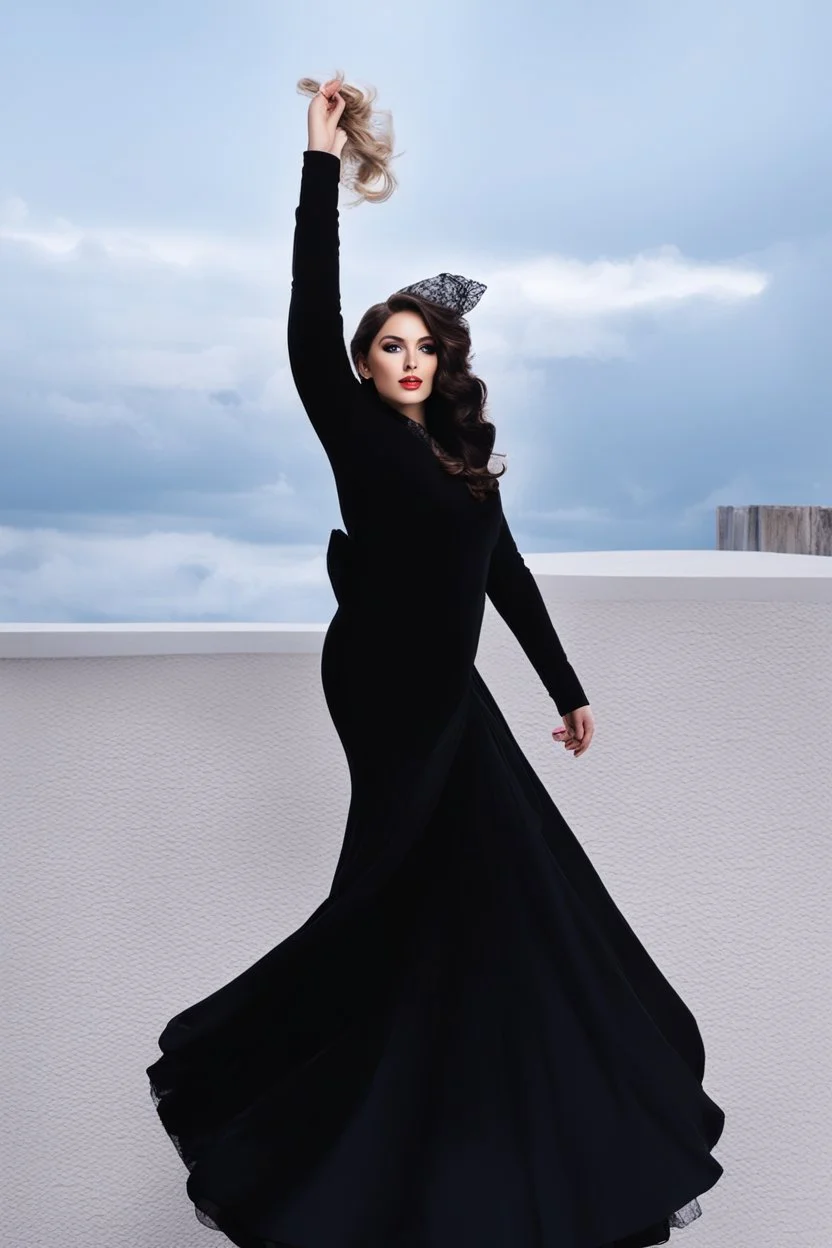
{"left": 287, "top": 83, "right": 361, "bottom": 455}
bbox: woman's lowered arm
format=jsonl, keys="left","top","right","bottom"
{"left": 485, "top": 510, "right": 589, "bottom": 718}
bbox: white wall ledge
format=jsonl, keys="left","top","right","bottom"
{"left": 0, "top": 549, "right": 830, "bottom": 658}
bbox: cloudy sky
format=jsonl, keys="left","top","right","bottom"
{"left": 1, "top": 0, "right": 829, "bottom": 622}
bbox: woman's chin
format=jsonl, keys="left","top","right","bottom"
{"left": 389, "top": 386, "right": 431, "bottom": 404}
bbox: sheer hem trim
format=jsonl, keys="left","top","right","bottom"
{"left": 152, "top": 1073, "right": 707, "bottom": 1248}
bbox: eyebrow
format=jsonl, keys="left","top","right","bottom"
{"left": 380, "top": 334, "right": 434, "bottom": 342}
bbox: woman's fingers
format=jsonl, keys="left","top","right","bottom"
{"left": 308, "top": 81, "right": 346, "bottom": 153}
{"left": 319, "top": 87, "right": 345, "bottom": 123}
{"left": 553, "top": 725, "right": 594, "bottom": 756}
{"left": 556, "top": 731, "right": 591, "bottom": 755}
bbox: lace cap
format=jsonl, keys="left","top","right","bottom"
{"left": 395, "top": 272, "right": 487, "bottom": 318}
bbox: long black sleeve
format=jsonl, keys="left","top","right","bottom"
{"left": 485, "top": 512, "right": 589, "bottom": 717}
{"left": 287, "top": 149, "right": 361, "bottom": 456}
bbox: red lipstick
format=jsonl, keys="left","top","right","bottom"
{"left": 399, "top": 378, "right": 422, "bottom": 389}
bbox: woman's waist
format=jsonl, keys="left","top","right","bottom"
{"left": 327, "top": 527, "right": 487, "bottom": 603}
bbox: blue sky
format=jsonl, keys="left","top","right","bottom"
{"left": 1, "top": 0, "right": 829, "bottom": 622}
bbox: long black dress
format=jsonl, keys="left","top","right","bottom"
{"left": 146, "top": 149, "right": 725, "bottom": 1248}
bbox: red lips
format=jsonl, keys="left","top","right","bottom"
{"left": 399, "top": 378, "right": 422, "bottom": 388}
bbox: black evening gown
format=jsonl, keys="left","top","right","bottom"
{"left": 146, "top": 150, "right": 725, "bottom": 1248}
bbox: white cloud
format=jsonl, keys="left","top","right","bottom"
{"left": 37, "top": 343, "right": 242, "bottom": 390}
{"left": 0, "top": 196, "right": 775, "bottom": 625}
{"left": 485, "top": 247, "right": 767, "bottom": 316}
{"left": 0, "top": 198, "right": 274, "bottom": 273}
{"left": 41, "top": 389, "right": 160, "bottom": 439}
{"left": 0, "top": 523, "right": 329, "bottom": 622}
{"left": 474, "top": 246, "right": 768, "bottom": 360}
{"left": 0, "top": 202, "right": 770, "bottom": 386}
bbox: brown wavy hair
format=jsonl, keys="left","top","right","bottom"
{"left": 297, "top": 71, "right": 506, "bottom": 501}
{"left": 351, "top": 292, "right": 506, "bottom": 502}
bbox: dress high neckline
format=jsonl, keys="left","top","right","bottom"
{"left": 366, "top": 383, "right": 432, "bottom": 443}
{"left": 392, "top": 409, "right": 431, "bottom": 442}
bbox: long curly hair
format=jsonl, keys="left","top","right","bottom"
{"left": 296, "top": 70, "right": 398, "bottom": 205}
{"left": 351, "top": 292, "right": 506, "bottom": 502}
{"left": 297, "top": 71, "right": 506, "bottom": 500}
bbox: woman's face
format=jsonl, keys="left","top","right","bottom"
{"left": 356, "top": 310, "right": 438, "bottom": 420}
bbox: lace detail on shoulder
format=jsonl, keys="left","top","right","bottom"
{"left": 401, "top": 415, "right": 431, "bottom": 443}
{"left": 382, "top": 403, "right": 434, "bottom": 445}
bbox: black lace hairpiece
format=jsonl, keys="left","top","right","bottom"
{"left": 395, "top": 272, "right": 487, "bottom": 319}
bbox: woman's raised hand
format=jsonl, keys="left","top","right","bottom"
{"left": 307, "top": 78, "right": 349, "bottom": 158}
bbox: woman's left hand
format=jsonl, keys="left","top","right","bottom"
{"left": 554, "top": 705, "right": 595, "bottom": 758}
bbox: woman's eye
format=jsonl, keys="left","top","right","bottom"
{"left": 382, "top": 344, "right": 436, "bottom": 353}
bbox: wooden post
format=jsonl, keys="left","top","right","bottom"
{"left": 716, "top": 506, "right": 832, "bottom": 556}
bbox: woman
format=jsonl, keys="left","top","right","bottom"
{"left": 147, "top": 75, "right": 725, "bottom": 1248}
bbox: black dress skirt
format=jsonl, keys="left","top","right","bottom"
{"left": 146, "top": 150, "right": 725, "bottom": 1248}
